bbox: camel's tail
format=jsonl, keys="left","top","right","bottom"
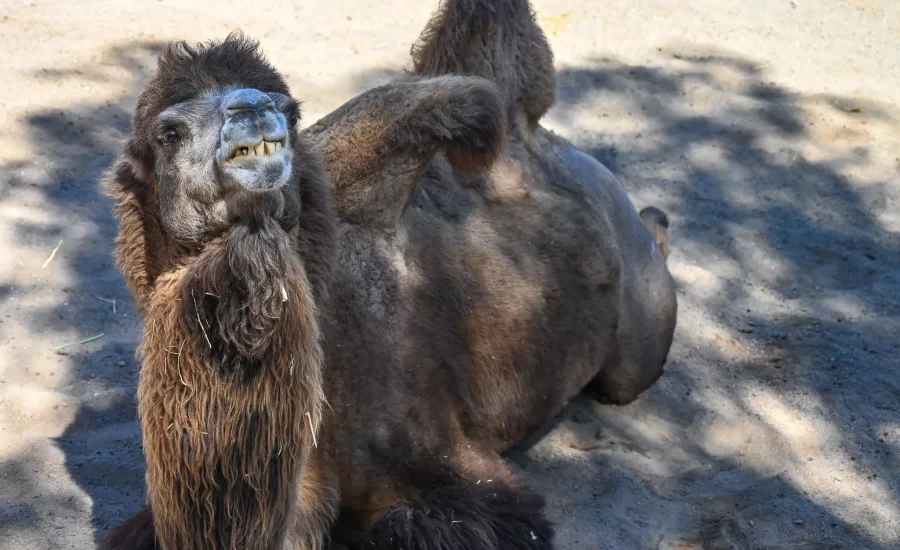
{"left": 409, "top": 0, "right": 556, "bottom": 133}
{"left": 639, "top": 206, "right": 672, "bottom": 260}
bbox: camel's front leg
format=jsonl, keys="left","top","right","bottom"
{"left": 301, "top": 75, "right": 505, "bottom": 229}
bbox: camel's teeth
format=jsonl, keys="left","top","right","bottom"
{"left": 231, "top": 141, "right": 284, "bottom": 159}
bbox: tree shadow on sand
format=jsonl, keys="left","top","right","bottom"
{"left": 0, "top": 42, "right": 164, "bottom": 548}
{"left": 504, "top": 48, "right": 900, "bottom": 549}
{"left": 0, "top": 40, "right": 897, "bottom": 549}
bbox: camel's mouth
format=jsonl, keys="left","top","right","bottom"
{"left": 219, "top": 134, "right": 294, "bottom": 191}
{"left": 227, "top": 139, "right": 287, "bottom": 161}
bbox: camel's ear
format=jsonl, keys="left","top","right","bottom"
{"left": 267, "top": 92, "right": 302, "bottom": 127}
{"left": 101, "top": 144, "right": 171, "bottom": 313}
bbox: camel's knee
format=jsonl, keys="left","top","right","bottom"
{"left": 587, "top": 276, "right": 676, "bottom": 406}
{"left": 589, "top": 353, "right": 667, "bottom": 406}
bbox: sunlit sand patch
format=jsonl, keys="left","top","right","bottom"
{"left": 0, "top": 385, "right": 77, "bottom": 446}
{"left": 0, "top": 442, "right": 95, "bottom": 548}
{"left": 702, "top": 415, "right": 786, "bottom": 471}
{"left": 542, "top": 399, "right": 706, "bottom": 483}
{"left": 743, "top": 386, "right": 900, "bottom": 544}
{"left": 0, "top": 197, "right": 101, "bottom": 284}
{"left": 817, "top": 292, "right": 872, "bottom": 322}
{"left": 672, "top": 307, "right": 760, "bottom": 363}
{"left": 668, "top": 260, "right": 721, "bottom": 299}
{"left": 721, "top": 222, "right": 793, "bottom": 285}
{"left": 875, "top": 422, "right": 900, "bottom": 456}
{"left": 686, "top": 142, "right": 730, "bottom": 172}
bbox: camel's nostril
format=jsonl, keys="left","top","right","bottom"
{"left": 223, "top": 89, "right": 276, "bottom": 118}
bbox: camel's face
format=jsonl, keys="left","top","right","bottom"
{"left": 148, "top": 86, "right": 298, "bottom": 244}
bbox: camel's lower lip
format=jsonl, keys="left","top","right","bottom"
{"left": 220, "top": 150, "right": 293, "bottom": 191}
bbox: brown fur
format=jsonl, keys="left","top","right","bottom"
{"left": 101, "top": 2, "right": 677, "bottom": 549}
{"left": 410, "top": 0, "right": 557, "bottom": 135}
{"left": 138, "top": 226, "right": 324, "bottom": 550}
{"left": 100, "top": 34, "right": 337, "bottom": 550}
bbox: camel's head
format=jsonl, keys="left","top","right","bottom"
{"left": 120, "top": 33, "right": 306, "bottom": 246}
{"left": 104, "top": 34, "right": 335, "bottom": 318}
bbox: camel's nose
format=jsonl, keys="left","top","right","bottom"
{"left": 223, "top": 89, "right": 275, "bottom": 118}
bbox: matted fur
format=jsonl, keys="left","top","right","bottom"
{"left": 137, "top": 219, "right": 324, "bottom": 550}
{"left": 100, "top": 33, "right": 336, "bottom": 550}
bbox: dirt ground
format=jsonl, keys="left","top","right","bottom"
{"left": 1, "top": 1, "right": 898, "bottom": 548}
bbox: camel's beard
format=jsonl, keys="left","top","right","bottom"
{"left": 137, "top": 216, "right": 325, "bottom": 550}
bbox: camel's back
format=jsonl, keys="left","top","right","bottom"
{"left": 322, "top": 0, "right": 675, "bottom": 461}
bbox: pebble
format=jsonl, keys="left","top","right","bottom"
{"left": 793, "top": 519, "right": 805, "bottom": 525}
{"left": 52, "top": 404, "right": 58, "bottom": 410}
{"left": 117, "top": 360, "right": 126, "bottom": 367}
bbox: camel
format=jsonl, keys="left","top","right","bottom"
{"left": 98, "top": 1, "right": 677, "bottom": 548}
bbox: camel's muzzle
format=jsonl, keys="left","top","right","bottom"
{"left": 218, "top": 88, "right": 293, "bottom": 191}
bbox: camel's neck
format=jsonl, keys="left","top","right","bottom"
{"left": 137, "top": 223, "right": 325, "bottom": 550}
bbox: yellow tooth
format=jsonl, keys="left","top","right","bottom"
{"left": 274, "top": 142, "right": 281, "bottom": 152}
{"left": 264, "top": 141, "right": 273, "bottom": 155}
{"left": 254, "top": 144, "right": 263, "bottom": 156}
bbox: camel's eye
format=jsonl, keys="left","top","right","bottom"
{"left": 161, "top": 128, "right": 180, "bottom": 145}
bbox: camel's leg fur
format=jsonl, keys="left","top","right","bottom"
{"left": 354, "top": 451, "right": 554, "bottom": 550}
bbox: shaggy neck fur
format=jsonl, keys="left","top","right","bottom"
{"left": 137, "top": 216, "right": 325, "bottom": 550}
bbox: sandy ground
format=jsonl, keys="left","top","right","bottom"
{"left": 1, "top": 0, "right": 899, "bottom": 548}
